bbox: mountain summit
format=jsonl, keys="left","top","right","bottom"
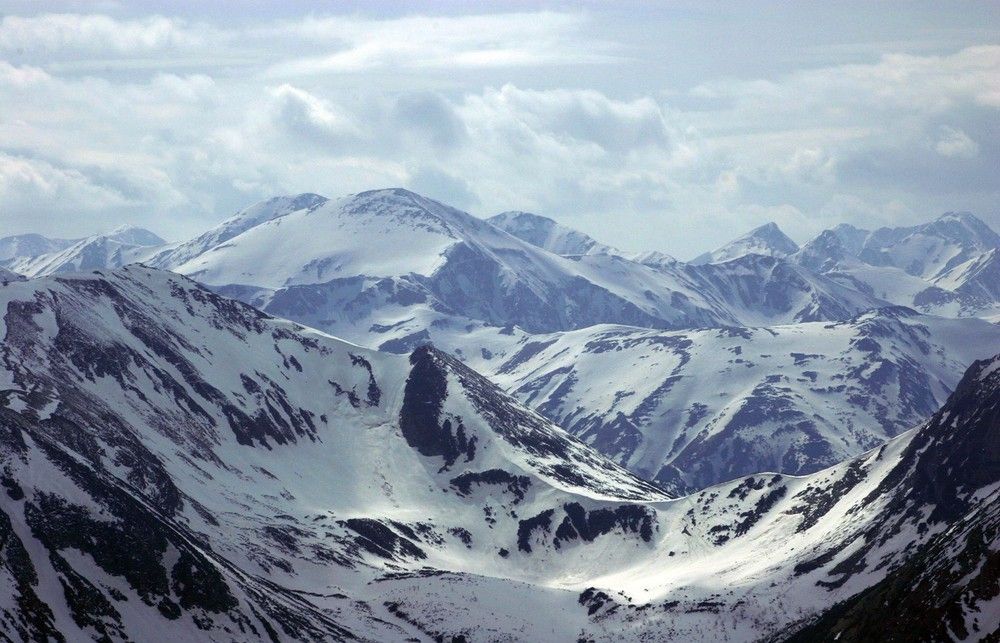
{"left": 691, "top": 221, "right": 800, "bottom": 264}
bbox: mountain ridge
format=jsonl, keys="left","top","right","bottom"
{"left": 487, "top": 210, "right": 619, "bottom": 257}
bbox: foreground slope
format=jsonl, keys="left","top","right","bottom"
{"left": 0, "top": 266, "right": 665, "bottom": 641}
{"left": 0, "top": 266, "right": 997, "bottom": 641}
{"left": 786, "top": 353, "right": 1000, "bottom": 641}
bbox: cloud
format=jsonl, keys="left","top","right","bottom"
{"left": 689, "top": 46, "right": 1000, "bottom": 124}
{"left": 392, "top": 93, "right": 466, "bottom": 150}
{"left": 407, "top": 166, "right": 479, "bottom": 210}
{"left": 0, "top": 13, "right": 210, "bottom": 54}
{"left": 466, "top": 85, "right": 671, "bottom": 151}
{"left": 268, "top": 84, "right": 362, "bottom": 147}
{"left": 262, "top": 12, "right": 620, "bottom": 76}
{"left": 0, "top": 152, "right": 136, "bottom": 233}
{"left": 0, "top": 60, "right": 50, "bottom": 86}
{"left": 935, "top": 126, "right": 979, "bottom": 158}
{"left": 669, "top": 45, "right": 1000, "bottom": 245}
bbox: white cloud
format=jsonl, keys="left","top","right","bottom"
{"left": 0, "top": 13, "right": 210, "bottom": 54}
{"left": 0, "top": 60, "right": 50, "bottom": 86}
{"left": 466, "top": 85, "right": 670, "bottom": 151}
{"left": 689, "top": 46, "right": 1000, "bottom": 124}
{"left": 935, "top": 126, "right": 979, "bottom": 158}
{"left": 0, "top": 152, "right": 136, "bottom": 231}
{"left": 262, "top": 12, "right": 620, "bottom": 76}
{"left": 268, "top": 84, "right": 362, "bottom": 145}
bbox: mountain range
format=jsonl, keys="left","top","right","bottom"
{"left": 4, "top": 191, "right": 1000, "bottom": 494}
{"left": 2, "top": 189, "right": 1000, "bottom": 639}
{"left": 0, "top": 265, "right": 996, "bottom": 641}
{"left": 2, "top": 226, "right": 165, "bottom": 278}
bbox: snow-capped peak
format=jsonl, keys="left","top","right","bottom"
{"left": 105, "top": 224, "right": 166, "bottom": 247}
{"left": 924, "top": 210, "right": 1000, "bottom": 249}
{"left": 690, "top": 221, "right": 799, "bottom": 264}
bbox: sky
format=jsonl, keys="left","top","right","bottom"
{"left": 0, "top": 1, "right": 998, "bottom": 259}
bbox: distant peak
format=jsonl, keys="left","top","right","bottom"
{"left": 488, "top": 209, "right": 617, "bottom": 256}
{"left": 491, "top": 210, "right": 553, "bottom": 222}
{"left": 926, "top": 211, "right": 1000, "bottom": 248}
{"left": 269, "top": 192, "right": 328, "bottom": 207}
{"left": 632, "top": 250, "right": 677, "bottom": 267}
{"left": 488, "top": 211, "right": 558, "bottom": 229}
{"left": 832, "top": 223, "right": 868, "bottom": 234}
{"left": 355, "top": 187, "right": 424, "bottom": 201}
{"left": 936, "top": 211, "right": 983, "bottom": 225}
{"left": 105, "top": 225, "right": 166, "bottom": 247}
{"left": 746, "top": 222, "right": 793, "bottom": 242}
{"left": 691, "top": 220, "right": 799, "bottom": 264}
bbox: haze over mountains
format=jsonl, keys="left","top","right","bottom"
{"left": 1, "top": 188, "right": 999, "bottom": 640}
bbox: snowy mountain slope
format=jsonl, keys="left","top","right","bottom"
{"left": 330, "top": 354, "right": 1000, "bottom": 642}
{"left": 0, "top": 266, "right": 667, "bottom": 640}
{"left": 933, "top": 247, "right": 1000, "bottom": 301}
{"left": 0, "top": 233, "right": 77, "bottom": 262}
{"left": 487, "top": 210, "right": 619, "bottom": 256}
{"left": 0, "top": 268, "right": 23, "bottom": 284}
{"left": 858, "top": 211, "right": 1000, "bottom": 280}
{"left": 680, "top": 253, "right": 885, "bottom": 325}
{"left": 231, "top": 247, "right": 885, "bottom": 362}
{"left": 162, "top": 188, "right": 738, "bottom": 334}
{"left": 690, "top": 222, "right": 799, "bottom": 265}
{"left": 783, "top": 353, "right": 1000, "bottom": 641}
{"left": 630, "top": 249, "right": 679, "bottom": 269}
{"left": 0, "top": 266, "right": 998, "bottom": 640}
{"left": 468, "top": 307, "right": 1000, "bottom": 491}
{"left": 793, "top": 225, "right": 870, "bottom": 275}
{"left": 154, "top": 190, "right": 885, "bottom": 363}
{"left": 3, "top": 225, "right": 166, "bottom": 278}
{"left": 793, "top": 212, "right": 1000, "bottom": 318}
{"left": 146, "top": 194, "right": 329, "bottom": 270}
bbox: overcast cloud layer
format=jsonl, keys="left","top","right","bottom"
{"left": 1, "top": 1, "right": 998, "bottom": 257}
